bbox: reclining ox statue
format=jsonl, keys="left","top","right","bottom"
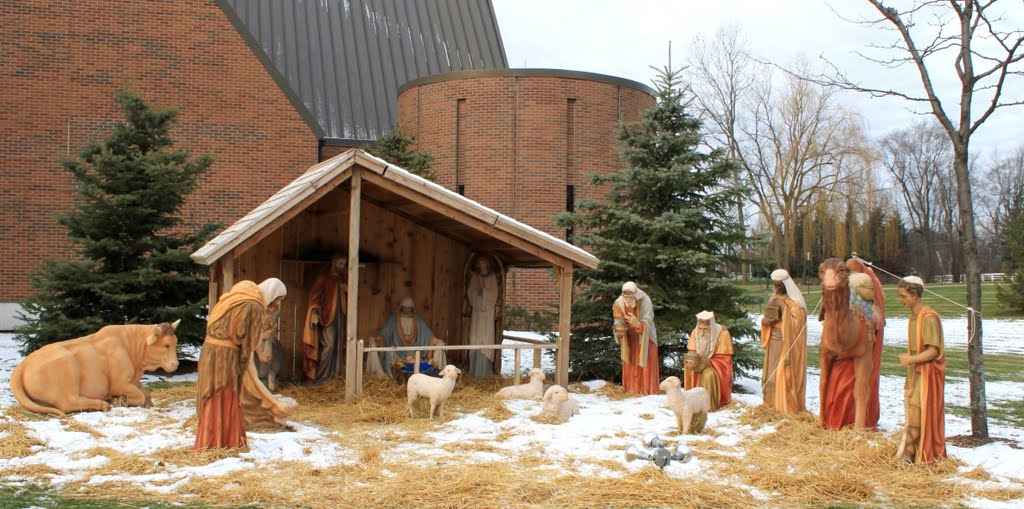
{"left": 10, "top": 320, "right": 181, "bottom": 415}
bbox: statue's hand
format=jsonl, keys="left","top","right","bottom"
{"left": 897, "top": 353, "right": 912, "bottom": 366}
{"left": 310, "top": 310, "right": 320, "bottom": 328}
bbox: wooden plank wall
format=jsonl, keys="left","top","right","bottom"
{"left": 230, "top": 186, "right": 473, "bottom": 381}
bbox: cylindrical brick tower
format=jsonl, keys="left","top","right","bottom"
{"left": 397, "top": 69, "right": 655, "bottom": 315}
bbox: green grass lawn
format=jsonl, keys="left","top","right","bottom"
{"left": 798, "top": 343, "right": 1024, "bottom": 427}
{"left": 804, "top": 344, "right": 1024, "bottom": 384}
{"left": 738, "top": 280, "right": 1015, "bottom": 318}
{"left": 0, "top": 486, "right": 261, "bottom": 509}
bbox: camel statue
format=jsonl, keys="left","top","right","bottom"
{"left": 817, "top": 258, "right": 885, "bottom": 430}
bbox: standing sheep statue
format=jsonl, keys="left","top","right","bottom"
{"left": 407, "top": 364, "right": 461, "bottom": 419}
{"left": 660, "top": 376, "right": 710, "bottom": 434}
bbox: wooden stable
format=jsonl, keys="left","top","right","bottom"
{"left": 191, "top": 149, "right": 598, "bottom": 402}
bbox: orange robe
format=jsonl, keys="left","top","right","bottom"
{"left": 195, "top": 281, "right": 265, "bottom": 450}
{"left": 906, "top": 306, "right": 946, "bottom": 465}
{"left": 685, "top": 328, "right": 733, "bottom": 410}
{"left": 301, "top": 266, "right": 346, "bottom": 381}
{"left": 613, "top": 298, "right": 659, "bottom": 395}
{"left": 760, "top": 295, "right": 807, "bottom": 414}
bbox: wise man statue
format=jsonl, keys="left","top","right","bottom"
{"left": 302, "top": 255, "right": 347, "bottom": 382}
{"left": 612, "top": 281, "right": 659, "bottom": 395}
{"left": 895, "top": 276, "right": 946, "bottom": 465}
{"left": 685, "top": 311, "right": 734, "bottom": 411}
{"left": 760, "top": 269, "right": 808, "bottom": 414}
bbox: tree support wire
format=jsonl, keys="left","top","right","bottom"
{"left": 851, "top": 253, "right": 980, "bottom": 345}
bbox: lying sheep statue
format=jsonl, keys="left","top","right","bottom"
{"left": 495, "top": 367, "right": 546, "bottom": 400}
{"left": 540, "top": 384, "right": 580, "bottom": 421}
{"left": 407, "top": 364, "right": 461, "bottom": 419}
{"left": 660, "top": 376, "right": 710, "bottom": 434}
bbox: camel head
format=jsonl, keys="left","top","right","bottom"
{"left": 819, "top": 258, "right": 851, "bottom": 293}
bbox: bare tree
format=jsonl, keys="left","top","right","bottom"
{"left": 814, "top": 0, "right": 1024, "bottom": 438}
{"left": 688, "top": 26, "right": 758, "bottom": 281}
{"left": 878, "top": 120, "right": 950, "bottom": 278}
{"left": 981, "top": 146, "right": 1024, "bottom": 263}
{"left": 742, "top": 72, "right": 868, "bottom": 268}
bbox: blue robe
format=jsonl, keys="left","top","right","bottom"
{"left": 379, "top": 313, "right": 435, "bottom": 376}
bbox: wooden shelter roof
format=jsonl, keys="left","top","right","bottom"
{"left": 190, "top": 149, "right": 599, "bottom": 270}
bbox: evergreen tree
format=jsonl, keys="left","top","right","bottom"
{"left": 996, "top": 191, "right": 1024, "bottom": 312}
{"left": 15, "top": 90, "right": 217, "bottom": 354}
{"left": 558, "top": 65, "right": 757, "bottom": 382}
{"left": 371, "top": 130, "right": 436, "bottom": 181}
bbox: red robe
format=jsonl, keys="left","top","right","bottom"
{"left": 685, "top": 328, "right": 733, "bottom": 410}
{"left": 613, "top": 300, "right": 659, "bottom": 395}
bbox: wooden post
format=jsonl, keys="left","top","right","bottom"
{"left": 557, "top": 264, "right": 572, "bottom": 388}
{"left": 345, "top": 167, "right": 362, "bottom": 403}
{"left": 414, "top": 351, "right": 421, "bottom": 374}
{"left": 208, "top": 263, "right": 220, "bottom": 307}
{"left": 533, "top": 349, "right": 542, "bottom": 372}
{"left": 356, "top": 339, "right": 364, "bottom": 397}
{"left": 513, "top": 349, "right": 521, "bottom": 385}
{"left": 222, "top": 254, "right": 234, "bottom": 293}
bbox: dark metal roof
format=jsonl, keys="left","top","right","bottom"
{"left": 219, "top": 0, "right": 508, "bottom": 142}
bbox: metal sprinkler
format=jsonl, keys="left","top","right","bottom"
{"left": 625, "top": 432, "right": 692, "bottom": 469}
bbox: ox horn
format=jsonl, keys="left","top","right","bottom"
{"left": 171, "top": 319, "right": 181, "bottom": 330}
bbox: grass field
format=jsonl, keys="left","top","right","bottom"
{"left": 801, "top": 343, "right": 1024, "bottom": 427}
{"left": 0, "top": 486, "right": 255, "bottom": 509}
{"left": 739, "top": 281, "right": 1015, "bottom": 318}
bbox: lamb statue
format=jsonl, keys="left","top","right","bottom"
{"left": 660, "top": 376, "right": 710, "bottom": 434}
{"left": 540, "top": 385, "right": 580, "bottom": 422}
{"left": 495, "top": 368, "right": 546, "bottom": 400}
{"left": 406, "top": 364, "right": 461, "bottom": 419}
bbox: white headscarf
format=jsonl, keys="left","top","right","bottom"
{"left": 771, "top": 269, "right": 806, "bottom": 311}
{"left": 258, "top": 278, "right": 287, "bottom": 307}
{"left": 399, "top": 296, "right": 415, "bottom": 311}
{"left": 903, "top": 275, "right": 925, "bottom": 288}
{"left": 694, "top": 310, "right": 721, "bottom": 359}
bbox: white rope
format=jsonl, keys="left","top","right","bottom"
{"left": 850, "top": 253, "right": 981, "bottom": 345}
{"left": 847, "top": 252, "right": 974, "bottom": 315}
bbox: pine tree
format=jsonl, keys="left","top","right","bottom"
{"left": 558, "top": 65, "right": 757, "bottom": 382}
{"left": 996, "top": 192, "right": 1024, "bottom": 312}
{"left": 15, "top": 90, "right": 217, "bottom": 354}
{"left": 371, "top": 130, "right": 436, "bottom": 181}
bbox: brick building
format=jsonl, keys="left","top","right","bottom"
{"left": 0, "top": 0, "right": 653, "bottom": 329}
{"left": 0, "top": 0, "right": 505, "bottom": 328}
{"left": 396, "top": 70, "right": 654, "bottom": 311}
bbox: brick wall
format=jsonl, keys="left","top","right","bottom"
{"left": 0, "top": 0, "right": 319, "bottom": 302}
{"left": 397, "top": 71, "right": 654, "bottom": 317}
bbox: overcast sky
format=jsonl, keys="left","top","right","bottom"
{"left": 491, "top": 0, "right": 1023, "bottom": 159}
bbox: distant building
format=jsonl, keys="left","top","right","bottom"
{"left": 0, "top": 0, "right": 652, "bottom": 329}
